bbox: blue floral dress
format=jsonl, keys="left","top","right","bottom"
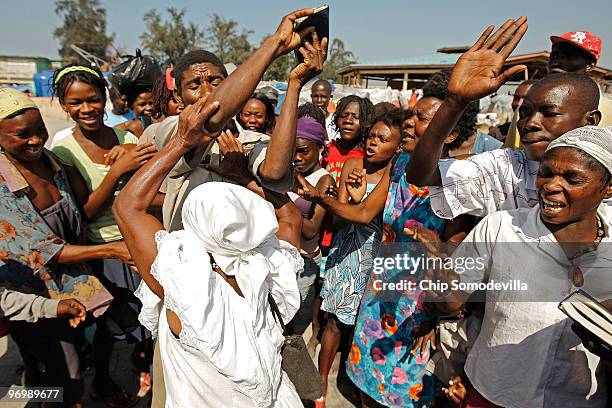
{"left": 347, "top": 153, "right": 446, "bottom": 407}
{"left": 321, "top": 183, "right": 382, "bottom": 325}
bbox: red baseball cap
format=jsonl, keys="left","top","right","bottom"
{"left": 550, "top": 31, "right": 602, "bottom": 63}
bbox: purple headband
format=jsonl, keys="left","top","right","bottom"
{"left": 296, "top": 117, "right": 326, "bottom": 146}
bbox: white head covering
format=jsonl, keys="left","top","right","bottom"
{"left": 546, "top": 126, "right": 612, "bottom": 174}
{"left": 137, "top": 182, "right": 301, "bottom": 407}
{"left": 181, "top": 180, "right": 278, "bottom": 276}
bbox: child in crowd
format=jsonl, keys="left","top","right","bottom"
{"left": 105, "top": 87, "right": 134, "bottom": 127}
{"left": 321, "top": 95, "right": 374, "bottom": 184}
{"left": 116, "top": 85, "right": 155, "bottom": 137}
{"left": 50, "top": 64, "right": 156, "bottom": 403}
{"left": 310, "top": 79, "right": 337, "bottom": 140}
{"left": 318, "top": 95, "right": 375, "bottom": 307}
{"left": 287, "top": 117, "right": 334, "bottom": 327}
{"left": 151, "top": 74, "right": 183, "bottom": 121}
{"left": 315, "top": 107, "right": 403, "bottom": 406}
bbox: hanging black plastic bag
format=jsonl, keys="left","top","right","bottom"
{"left": 108, "top": 49, "right": 163, "bottom": 94}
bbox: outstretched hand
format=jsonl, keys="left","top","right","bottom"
{"left": 176, "top": 97, "right": 221, "bottom": 150}
{"left": 273, "top": 8, "right": 317, "bottom": 58}
{"left": 449, "top": 16, "right": 528, "bottom": 102}
{"left": 290, "top": 31, "right": 328, "bottom": 85}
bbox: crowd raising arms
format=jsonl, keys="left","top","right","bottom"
{"left": 4, "top": 5, "right": 612, "bottom": 408}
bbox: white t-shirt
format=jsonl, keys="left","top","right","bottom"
{"left": 451, "top": 205, "right": 611, "bottom": 407}
{"left": 430, "top": 148, "right": 540, "bottom": 219}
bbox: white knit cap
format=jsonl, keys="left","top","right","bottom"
{"left": 546, "top": 126, "right": 612, "bottom": 174}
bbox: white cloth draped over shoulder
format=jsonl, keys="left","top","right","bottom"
{"left": 135, "top": 182, "right": 303, "bottom": 407}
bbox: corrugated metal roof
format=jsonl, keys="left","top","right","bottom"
{"left": 349, "top": 53, "right": 461, "bottom": 68}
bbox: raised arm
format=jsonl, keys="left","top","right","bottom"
{"left": 113, "top": 98, "right": 221, "bottom": 298}
{"left": 405, "top": 17, "right": 528, "bottom": 186}
{"left": 204, "top": 8, "right": 317, "bottom": 132}
{"left": 259, "top": 32, "right": 327, "bottom": 181}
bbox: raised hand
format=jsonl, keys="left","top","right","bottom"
{"left": 289, "top": 31, "right": 328, "bottom": 86}
{"left": 273, "top": 8, "right": 317, "bottom": 58}
{"left": 57, "top": 298, "right": 86, "bottom": 328}
{"left": 346, "top": 168, "right": 367, "bottom": 203}
{"left": 449, "top": 16, "right": 528, "bottom": 102}
{"left": 110, "top": 143, "right": 157, "bottom": 176}
{"left": 176, "top": 97, "right": 221, "bottom": 149}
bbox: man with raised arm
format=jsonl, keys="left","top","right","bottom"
{"left": 404, "top": 17, "right": 603, "bottom": 219}
{"left": 152, "top": 9, "right": 327, "bottom": 231}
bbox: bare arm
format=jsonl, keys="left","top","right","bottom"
{"left": 301, "top": 175, "right": 334, "bottom": 239}
{"left": 296, "top": 168, "right": 390, "bottom": 225}
{"left": 337, "top": 158, "right": 360, "bottom": 204}
{"left": 203, "top": 9, "right": 317, "bottom": 132}
{"left": 404, "top": 96, "right": 467, "bottom": 186}
{"left": 55, "top": 241, "right": 131, "bottom": 265}
{"left": 405, "top": 17, "right": 528, "bottom": 186}
{"left": 113, "top": 99, "right": 221, "bottom": 299}
{"left": 64, "top": 144, "right": 157, "bottom": 220}
{"left": 259, "top": 32, "right": 327, "bottom": 181}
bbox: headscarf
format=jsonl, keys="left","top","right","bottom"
{"left": 296, "top": 116, "right": 326, "bottom": 146}
{"left": 546, "top": 126, "right": 612, "bottom": 174}
{"left": 137, "top": 182, "right": 301, "bottom": 407}
{"left": 0, "top": 88, "right": 38, "bottom": 122}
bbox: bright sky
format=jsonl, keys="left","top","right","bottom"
{"left": 2, "top": 0, "right": 612, "bottom": 68}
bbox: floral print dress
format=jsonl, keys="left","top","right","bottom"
{"left": 321, "top": 183, "right": 381, "bottom": 325}
{"left": 0, "top": 151, "right": 111, "bottom": 313}
{"left": 346, "top": 153, "right": 446, "bottom": 407}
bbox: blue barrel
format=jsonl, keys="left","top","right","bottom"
{"left": 33, "top": 71, "right": 54, "bottom": 97}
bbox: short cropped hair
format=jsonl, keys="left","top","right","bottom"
{"left": 535, "top": 72, "right": 600, "bottom": 111}
{"left": 173, "top": 50, "right": 228, "bottom": 92}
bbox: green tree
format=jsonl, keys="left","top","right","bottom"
{"left": 321, "top": 38, "right": 357, "bottom": 82}
{"left": 204, "top": 14, "right": 253, "bottom": 65}
{"left": 54, "top": 0, "right": 114, "bottom": 64}
{"left": 140, "top": 7, "right": 204, "bottom": 67}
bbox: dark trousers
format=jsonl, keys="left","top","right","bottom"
{"left": 11, "top": 318, "right": 83, "bottom": 406}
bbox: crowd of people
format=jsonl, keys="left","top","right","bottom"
{"left": 0, "top": 7, "right": 611, "bottom": 408}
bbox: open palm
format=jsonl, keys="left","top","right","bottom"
{"left": 449, "top": 16, "right": 528, "bottom": 101}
